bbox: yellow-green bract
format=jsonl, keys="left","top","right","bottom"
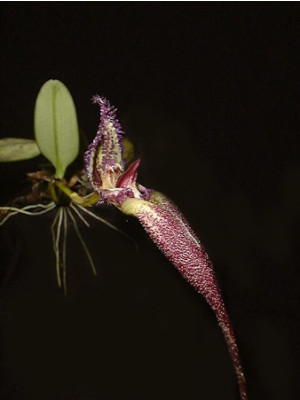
{"left": 34, "top": 80, "right": 79, "bottom": 178}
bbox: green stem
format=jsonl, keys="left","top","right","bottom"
{"left": 48, "top": 181, "right": 59, "bottom": 203}
{"left": 54, "top": 180, "right": 99, "bottom": 206}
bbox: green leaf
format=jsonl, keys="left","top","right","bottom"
{"left": 0, "top": 138, "right": 40, "bottom": 162}
{"left": 34, "top": 80, "right": 79, "bottom": 178}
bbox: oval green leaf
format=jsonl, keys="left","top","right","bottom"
{"left": 34, "top": 80, "right": 79, "bottom": 178}
{"left": 0, "top": 138, "right": 40, "bottom": 162}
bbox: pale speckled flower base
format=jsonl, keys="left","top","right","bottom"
{"left": 85, "top": 97, "right": 247, "bottom": 400}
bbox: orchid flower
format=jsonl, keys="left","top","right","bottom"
{"left": 85, "top": 96, "right": 248, "bottom": 400}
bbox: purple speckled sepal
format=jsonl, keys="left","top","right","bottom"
{"left": 120, "top": 192, "right": 247, "bottom": 400}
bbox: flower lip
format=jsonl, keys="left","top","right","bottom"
{"left": 117, "top": 158, "right": 141, "bottom": 189}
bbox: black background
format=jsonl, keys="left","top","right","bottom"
{"left": 0, "top": 4, "right": 299, "bottom": 400}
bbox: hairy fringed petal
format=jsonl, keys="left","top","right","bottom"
{"left": 85, "top": 96, "right": 124, "bottom": 192}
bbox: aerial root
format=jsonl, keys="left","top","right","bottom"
{"left": 70, "top": 203, "right": 90, "bottom": 227}
{"left": 75, "top": 203, "right": 138, "bottom": 252}
{"left": 67, "top": 207, "right": 97, "bottom": 276}
{"left": 62, "top": 207, "right": 68, "bottom": 295}
{"left": 0, "top": 202, "right": 56, "bottom": 226}
{"left": 1, "top": 199, "right": 138, "bottom": 293}
{"left": 51, "top": 207, "right": 64, "bottom": 288}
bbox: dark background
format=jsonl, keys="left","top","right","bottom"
{"left": 0, "top": 4, "right": 299, "bottom": 400}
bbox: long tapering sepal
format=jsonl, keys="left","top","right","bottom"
{"left": 121, "top": 192, "right": 247, "bottom": 400}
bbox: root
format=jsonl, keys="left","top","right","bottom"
{"left": 62, "top": 207, "right": 68, "bottom": 295}
{"left": 70, "top": 203, "right": 90, "bottom": 227}
{"left": 0, "top": 202, "right": 56, "bottom": 226}
{"left": 1, "top": 197, "right": 138, "bottom": 294}
{"left": 67, "top": 207, "right": 97, "bottom": 276}
{"left": 75, "top": 204, "right": 138, "bottom": 252}
{"left": 50, "top": 207, "right": 64, "bottom": 288}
